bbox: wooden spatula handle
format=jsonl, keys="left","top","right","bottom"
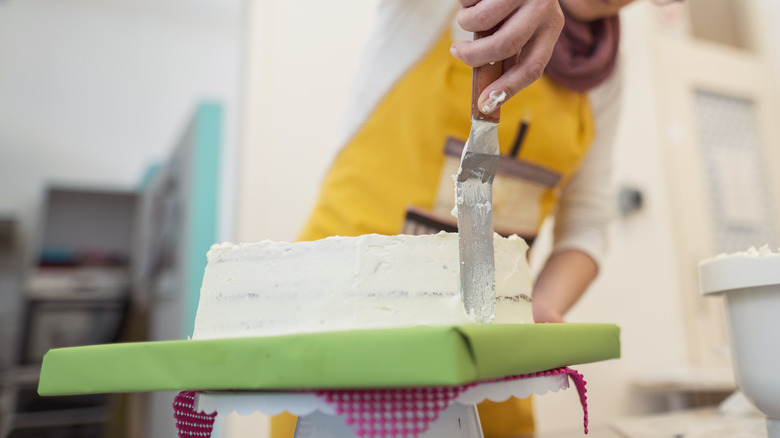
{"left": 471, "top": 24, "right": 504, "bottom": 123}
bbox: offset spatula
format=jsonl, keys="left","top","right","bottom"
{"left": 456, "top": 29, "right": 503, "bottom": 324}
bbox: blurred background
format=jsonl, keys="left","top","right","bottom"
{"left": 1, "top": 0, "right": 779, "bottom": 437}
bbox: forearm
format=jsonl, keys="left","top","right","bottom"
{"left": 532, "top": 249, "right": 598, "bottom": 323}
{"left": 530, "top": 67, "right": 622, "bottom": 323}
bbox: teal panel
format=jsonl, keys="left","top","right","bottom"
{"left": 137, "top": 163, "right": 163, "bottom": 190}
{"left": 184, "top": 102, "right": 222, "bottom": 338}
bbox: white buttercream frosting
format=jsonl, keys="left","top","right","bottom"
{"left": 712, "top": 245, "right": 778, "bottom": 259}
{"left": 192, "top": 232, "right": 533, "bottom": 339}
{"left": 699, "top": 245, "right": 780, "bottom": 295}
{"left": 481, "top": 90, "right": 506, "bottom": 114}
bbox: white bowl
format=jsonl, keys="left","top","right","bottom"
{"left": 700, "top": 247, "right": 780, "bottom": 438}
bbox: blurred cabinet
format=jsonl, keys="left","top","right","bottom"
{"left": 0, "top": 216, "right": 21, "bottom": 371}
{"left": 1, "top": 186, "right": 140, "bottom": 438}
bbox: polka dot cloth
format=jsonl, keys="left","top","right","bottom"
{"left": 174, "top": 391, "right": 217, "bottom": 437}
{"left": 173, "top": 367, "right": 589, "bottom": 438}
{"left": 315, "top": 385, "right": 464, "bottom": 437}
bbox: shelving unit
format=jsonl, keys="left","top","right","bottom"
{"left": 0, "top": 215, "right": 22, "bottom": 438}
{"left": 0, "top": 216, "right": 20, "bottom": 371}
{"left": 0, "top": 186, "right": 140, "bottom": 438}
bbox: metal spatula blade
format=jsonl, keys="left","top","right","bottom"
{"left": 456, "top": 26, "right": 504, "bottom": 324}
{"left": 456, "top": 121, "right": 499, "bottom": 323}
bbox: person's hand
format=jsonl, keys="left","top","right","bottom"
{"left": 532, "top": 298, "right": 565, "bottom": 323}
{"left": 450, "top": 0, "right": 564, "bottom": 114}
{"left": 530, "top": 249, "right": 598, "bottom": 323}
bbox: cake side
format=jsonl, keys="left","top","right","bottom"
{"left": 192, "top": 232, "right": 533, "bottom": 340}
{"left": 494, "top": 234, "right": 534, "bottom": 323}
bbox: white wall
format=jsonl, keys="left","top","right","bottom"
{"left": 0, "top": 0, "right": 242, "bottom": 251}
{"left": 756, "top": 0, "right": 780, "bottom": 110}
{"left": 236, "top": 0, "right": 380, "bottom": 243}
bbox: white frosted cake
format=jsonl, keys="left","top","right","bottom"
{"left": 192, "top": 232, "right": 533, "bottom": 340}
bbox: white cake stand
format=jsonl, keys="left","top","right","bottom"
{"left": 194, "top": 372, "right": 573, "bottom": 438}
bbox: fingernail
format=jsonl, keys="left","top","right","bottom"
{"left": 450, "top": 45, "right": 461, "bottom": 59}
{"left": 480, "top": 90, "right": 507, "bottom": 114}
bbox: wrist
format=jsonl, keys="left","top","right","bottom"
{"left": 532, "top": 297, "right": 565, "bottom": 323}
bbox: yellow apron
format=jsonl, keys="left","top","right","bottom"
{"left": 276, "top": 30, "right": 595, "bottom": 438}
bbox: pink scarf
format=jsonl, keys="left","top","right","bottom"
{"left": 545, "top": 8, "right": 620, "bottom": 92}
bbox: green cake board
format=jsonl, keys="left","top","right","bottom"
{"left": 38, "top": 323, "right": 620, "bottom": 396}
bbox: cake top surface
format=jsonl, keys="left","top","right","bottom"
{"left": 709, "top": 244, "right": 779, "bottom": 260}
{"left": 206, "top": 232, "right": 527, "bottom": 260}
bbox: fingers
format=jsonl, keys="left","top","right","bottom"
{"left": 452, "top": 10, "right": 532, "bottom": 68}
{"left": 452, "top": 0, "right": 562, "bottom": 68}
{"left": 449, "top": 0, "right": 563, "bottom": 114}
{"left": 477, "top": 16, "right": 562, "bottom": 113}
{"left": 457, "top": 0, "right": 519, "bottom": 33}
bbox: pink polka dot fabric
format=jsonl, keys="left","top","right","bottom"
{"left": 315, "top": 386, "right": 465, "bottom": 437}
{"left": 316, "top": 368, "right": 589, "bottom": 437}
{"left": 173, "top": 367, "right": 589, "bottom": 438}
{"left": 174, "top": 391, "right": 217, "bottom": 437}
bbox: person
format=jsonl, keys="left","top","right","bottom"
{"left": 273, "top": 0, "right": 636, "bottom": 436}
